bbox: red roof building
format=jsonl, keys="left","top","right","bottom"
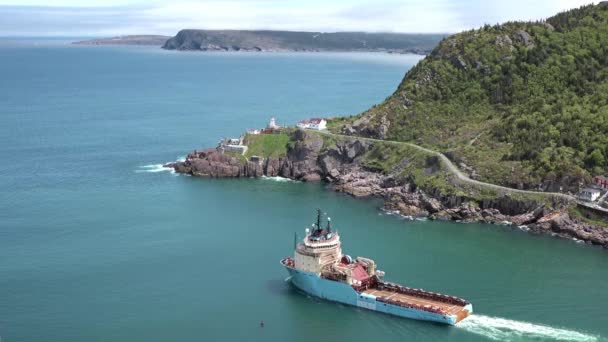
{"left": 297, "top": 117, "right": 327, "bottom": 130}
{"left": 593, "top": 175, "right": 608, "bottom": 189}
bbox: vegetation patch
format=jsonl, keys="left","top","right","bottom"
{"left": 569, "top": 206, "right": 608, "bottom": 228}
{"left": 326, "top": 116, "right": 357, "bottom": 133}
{"left": 339, "top": 3, "right": 608, "bottom": 189}
{"left": 360, "top": 138, "right": 561, "bottom": 205}
{"left": 244, "top": 133, "right": 290, "bottom": 158}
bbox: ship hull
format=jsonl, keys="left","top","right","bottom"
{"left": 284, "top": 266, "right": 471, "bottom": 325}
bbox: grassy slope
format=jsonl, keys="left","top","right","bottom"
{"left": 332, "top": 3, "right": 608, "bottom": 190}
{"left": 243, "top": 133, "right": 290, "bottom": 158}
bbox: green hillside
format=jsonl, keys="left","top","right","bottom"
{"left": 336, "top": 3, "right": 608, "bottom": 192}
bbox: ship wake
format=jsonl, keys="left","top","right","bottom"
{"left": 457, "top": 315, "right": 599, "bottom": 341}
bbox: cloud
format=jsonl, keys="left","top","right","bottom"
{"left": 0, "top": 0, "right": 597, "bottom": 36}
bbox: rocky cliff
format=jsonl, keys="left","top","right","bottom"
{"left": 168, "top": 129, "right": 608, "bottom": 248}
{"left": 161, "top": 30, "right": 444, "bottom": 54}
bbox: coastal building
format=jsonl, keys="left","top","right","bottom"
{"left": 593, "top": 175, "right": 608, "bottom": 190}
{"left": 227, "top": 138, "right": 241, "bottom": 145}
{"left": 267, "top": 116, "right": 279, "bottom": 129}
{"left": 222, "top": 145, "right": 248, "bottom": 154}
{"left": 578, "top": 188, "right": 601, "bottom": 202}
{"left": 297, "top": 118, "right": 327, "bottom": 130}
{"left": 247, "top": 128, "right": 261, "bottom": 135}
{"left": 258, "top": 116, "right": 283, "bottom": 134}
{"left": 217, "top": 136, "right": 248, "bottom": 155}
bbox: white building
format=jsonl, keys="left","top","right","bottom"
{"left": 217, "top": 136, "right": 247, "bottom": 155}
{"left": 578, "top": 188, "right": 601, "bottom": 202}
{"left": 227, "top": 138, "right": 241, "bottom": 145}
{"left": 267, "top": 116, "right": 279, "bottom": 129}
{"left": 247, "top": 128, "right": 261, "bottom": 135}
{"left": 222, "top": 145, "right": 248, "bottom": 155}
{"left": 297, "top": 118, "right": 327, "bottom": 130}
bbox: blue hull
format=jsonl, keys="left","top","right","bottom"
{"left": 285, "top": 266, "right": 469, "bottom": 325}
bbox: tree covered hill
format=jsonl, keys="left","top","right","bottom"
{"left": 337, "top": 2, "right": 608, "bottom": 192}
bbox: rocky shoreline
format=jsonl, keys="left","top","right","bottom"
{"left": 167, "top": 129, "right": 608, "bottom": 249}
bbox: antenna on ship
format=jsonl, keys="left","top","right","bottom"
{"left": 327, "top": 217, "right": 331, "bottom": 233}
{"left": 316, "top": 208, "right": 324, "bottom": 235}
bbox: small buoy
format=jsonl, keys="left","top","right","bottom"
{"left": 260, "top": 320, "right": 264, "bottom": 328}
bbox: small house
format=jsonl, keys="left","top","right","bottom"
{"left": 227, "top": 138, "right": 241, "bottom": 145}
{"left": 247, "top": 128, "right": 261, "bottom": 135}
{"left": 297, "top": 118, "right": 327, "bottom": 130}
{"left": 593, "top": 175, "right": 608, "bottom": 190}
{"left": 578, "top": 188, "right": 601, "bottom": 202}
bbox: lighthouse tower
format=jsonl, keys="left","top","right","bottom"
{"left": 268, "top": 116, "right": 278, "bottom": 129}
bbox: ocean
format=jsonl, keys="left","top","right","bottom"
{"left": 1, "top": 38, "right": 607, "bottom": 342}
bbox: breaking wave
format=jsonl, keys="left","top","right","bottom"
{"left": 458, "top": 315, "right": 599, "bottom": 342}
{"left": 135, "top": 164, "right": 175, "bottom": 174}
{"left": 261, "top": 176, "right": 297, "bottom": 182}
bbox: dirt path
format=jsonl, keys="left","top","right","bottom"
{"left": 315, "top": 130, "right": 577, "bottom": 202}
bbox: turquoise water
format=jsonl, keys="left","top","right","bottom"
{"left": 1, "top": 40, "right": 607, "bottom": 342}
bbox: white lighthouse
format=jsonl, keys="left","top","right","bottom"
{"left": 267, "top": 116, "right": 279, "bottom": 129}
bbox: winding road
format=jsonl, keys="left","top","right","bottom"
{"left": 315, "top": 130, "right": 579, "bottom": 202}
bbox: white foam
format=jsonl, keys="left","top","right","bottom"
{"left": 135, "top": 164, "right": 175, "bottom": 174}
{"left": 176, "top": 155, "right": 186, "bottom": 162}
{"left": 380, "top": 208, "right": 413, "bottom": 220}
{"left": 458, "top": 315, "right": 598, "bottom": 342}
{"left": 261, "top": 176, "right": 296, "bottom": 182}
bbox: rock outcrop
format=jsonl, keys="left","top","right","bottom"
{"left": 169, "top": 129, "right": 608, "bottom": 249}
{"left": 169, "top": 129, "right": 370, "bottom": 182}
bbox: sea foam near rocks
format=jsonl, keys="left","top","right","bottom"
{"left": 135, "top": 164, "right": 175, "bottom": 174}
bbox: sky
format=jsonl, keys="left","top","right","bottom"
{"left": 0, "top": 0, "right": 596, "bottom": 36}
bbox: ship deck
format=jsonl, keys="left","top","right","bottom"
{"left": 363, "top": 289, "right": 470, "bottom": 317}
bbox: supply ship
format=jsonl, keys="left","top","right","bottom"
{"left": 281, "top": 210, "right": 473, "bottom": 325}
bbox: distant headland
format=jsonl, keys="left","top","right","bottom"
{"left": 73, "top": 35, "right": 171, "bottom": 46}
{"left": 73, "top": 30, "right": 446, "bottom": 54}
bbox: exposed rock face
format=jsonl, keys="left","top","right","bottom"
{"left": 171, "top": 148, "right": 266, "bottom": 177}
{"left": 514, "top": 30, "right": 533, "bottom": 46}
{"left": 495, "top": 34, "right": 514, "bottom": 50}
{"left": 450, "top": 55, "right": 468, "bottom": 71}
{"left": 169, "top": 130, "right": 608, "bottom": 248}
{"left": 531, "top": 210, "right": 608, "bottom": 247}
{"left": 169, "top": 129, "right": 370, "bottom": 182}
{"left": 280, "top": 129, "right": 323, "bottom": 180}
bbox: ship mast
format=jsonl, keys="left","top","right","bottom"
{"left": 316, "top": 208, "right": 322, "bottom": 235}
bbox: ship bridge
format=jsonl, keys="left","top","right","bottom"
{"left": 294, "top": 210, "right": 342, "bottom": 273}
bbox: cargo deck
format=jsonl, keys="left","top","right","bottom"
{"left": 363, "top": 289, "right": 466, "bottom": 314}
{"left": 363, "top": 288, "right": 471, "bottom": 323}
